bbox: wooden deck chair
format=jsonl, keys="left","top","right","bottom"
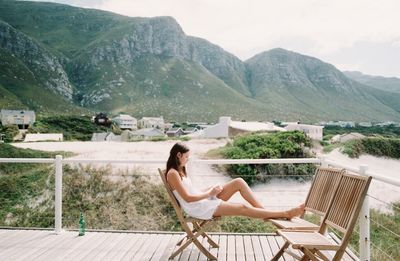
{"left": 270, "top": 167, "right": 345, "bottom": 230}
{"left": 158, "top": 168, "right": 220, "bottom": 260}
{"left": 272, "top": 172, "right": 372, "bottom": 261}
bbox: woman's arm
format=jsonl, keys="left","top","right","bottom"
{"left": 167, "top": 170, "right": 221, "bottom": 203}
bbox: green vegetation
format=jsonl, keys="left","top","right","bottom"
{"left": 216, "top": 131, "right": 315, "bottom": 184}
{"left": 342, "top": 138, "right": 400, "bottom": 159}
{"left": 323, "top": 125, "right": 400, "bottom": 139}
{"left": 28, "top": 115, "right": 110, "bottom": 141}
{"left": 0, "top": 124, "right": 19, "bottom": 142}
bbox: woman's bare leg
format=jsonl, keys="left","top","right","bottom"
{"left": 213, "top": 202, "right": 305, "bottom": 219}
{"left": 217, "top": 178, "right": 264, "bottom": 208}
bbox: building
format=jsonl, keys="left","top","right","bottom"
{"left": 112, "top": 114, "right": 137, "bottom": 130}
{"left": 325, "top": 121, "right": 355, "bottom": 128}
{"left": 0, "top": 109, "right": 35, "bottom": 129}
{"left": 166, "top": 128, "right": 184, "bottom": 137}
{"left": 284, "top": 123, "right": 324, "bottom": 141}
{"left": 192, "top": 116, "right": 285, "bottom": 138}
{"left": 138, "top": 117, "right": 165, "bottom": 130}
{"left": 123, "top": 128, "right": 166, "bottom": 140}
{"left": 93, "top": 113, "right": 111, "bottom": 126}
{"left": 24, "top": 133, "right": 63, "bottom": 142}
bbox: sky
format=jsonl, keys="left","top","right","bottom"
{"left": 31, "top": 0, "right": 400, "bottom": 78}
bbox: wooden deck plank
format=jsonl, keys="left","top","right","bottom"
{"left": 107, "top": 233, "right": 141, "bottom": 260}
{"left": 131, "top": 233, "right": 160, "bottom": 261}
{"left": 18, "top": 231, "right": 71, "bottom": 260}
{"left": 226, "top": 234, "right": 236, "bottom": 261}
{"left": 243, "top": 235, "right": 256, "bottom": 261}
{"left": 69, "top": 232, "right": 111, "bottom": 260}
{"left": 148, "top": 233, "right": 173, "bottom": 261}
{"left": 90, "top": 233, "right": 127, "bottom": 260}
{"left": 267, "top": 237, "right": 290, "bottom": 261}
{"left": 235, "top": 235, "right": 245, "bottom": 261}
{"left": 7, "top": 231, "right": 54, "bottom": 260}
{"left": 209, "top": 234, "right": 220, "bottom": 260}
{"left": 100, "top": 233, "right": 138, "bottom": 260}
{"left": 157, "top": 234, "right": 182, "bottom": 261}
{"left": 0, "top": 230, "right": 359, "bottom": 261}
{"left": 217, "top": 235, "right": 227, "bottom": 261}
{"left": 120, "top": 233, "right": 151, "bottom": 261}
{"left": 0, "top": 230, "right": 47, "bottom": 259}
{"left": 55, "top": 232, "right": 98, "bottom": 261}
{"left": 77, "top": 232, "right": 115, "bottom": 261}
{"left": 250, "top": 235, "right": 265, "bottom": 261}
{"left": 259, "top": 235, "right": 274, "bottom": 260}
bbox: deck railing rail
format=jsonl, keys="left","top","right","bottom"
{"left": 1, "top": 156, "right": 399, "bottom": 261}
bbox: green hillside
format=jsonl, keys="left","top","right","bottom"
{"left": 0, "top": 0, "right": 399, "bottom": 122}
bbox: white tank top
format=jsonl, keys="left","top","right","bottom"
{"left": 172, "top": 176, "right": 222, "bottom": 220}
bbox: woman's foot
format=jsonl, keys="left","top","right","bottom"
{"left": 286, "top": 203, "right": 305, "bottom": 219}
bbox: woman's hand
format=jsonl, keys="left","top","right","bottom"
{"left": 209, "top": 185, "right": 223, "bottom": 197}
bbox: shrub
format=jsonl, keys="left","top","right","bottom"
{"left": 0, "top": 124, "right": 19, "bottom": 142}
{"left": 221, "top": 131, "right": 315, "bottom": 185}
{"left": 341, "top": 138, "right": 400, "bottom": 159}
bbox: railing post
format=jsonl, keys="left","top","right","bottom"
{"left": 55, "top": 155, "right": 63, "bottom": 234}
{"left": 320, "top": 156, "right": 328, "bottom": 167}
{"left": 359, "top": 165, "right": 370, "bottom": 261}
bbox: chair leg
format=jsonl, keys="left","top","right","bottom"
{"left": 271, "top": 241, "right": 289, "bottom": 261}
{"left": 192, "top": 221, "right": 219, "bottom": 248}
{"left": 192, "top": 237, "right": 217, "bottom": 260}
{"left": 302, "top": 248, "right": 320, "bottom": 261}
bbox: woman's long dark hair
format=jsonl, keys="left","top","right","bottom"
{"left": 166, "top": 142, "right": 190, "bottom": 179}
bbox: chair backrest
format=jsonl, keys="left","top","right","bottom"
{"left": 304, "top": 167, "right": 345, "bottom": 215}
{"left": 320, "top": 172, "right": 372, "bottom": 259}
{"left": 158, "top": 168, "right": 187, "bottom": 223}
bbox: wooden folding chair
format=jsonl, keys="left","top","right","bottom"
{"left": 270, "top": 167, "right": 345, "bottom": 230}
{"left": 158, "top": 169, "right": 220, "bottom": 260}
{"left": 272, "top": 172, "right": 372, "bottom": 261}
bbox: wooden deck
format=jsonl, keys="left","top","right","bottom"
{"left": 0, "top": 229, "right": 358, "bottom": 260}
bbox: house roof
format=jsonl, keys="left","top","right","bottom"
{"left": 130, "top": 128, "right": 165, "bottom": 137}
{"left": 113, "top": 114, "right": 136, "bottom": 120}
{"left": 229, "top": 121, "right": 286, "bottom": 132}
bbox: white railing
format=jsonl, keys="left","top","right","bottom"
{"left": 1, "top": 156, "right": 400, "bottom": 261}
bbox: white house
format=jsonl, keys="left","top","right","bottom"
{"left": 138, "top": 117, "right": 165, "bottom": 130}
{"left": 112, "top": 114, "right": 137, "bottom": 130}
{"left": 0, "top": 109, "right": 35, "bottom": 129}
{"left": 192, "top": 116, "right": 285, "bottom": 138}
{"left": 24, "top": 133, "right": 63, "bottom": 142}
{"left": 284, "top": 123, "right": 324, "bottom": 141}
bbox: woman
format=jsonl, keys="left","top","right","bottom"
{"left": 166, "top": 142, "right": 305, "bottom": 220}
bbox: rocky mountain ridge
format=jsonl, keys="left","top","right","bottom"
{"left": 0, "top": 0, "right": 399, "bottom": 121}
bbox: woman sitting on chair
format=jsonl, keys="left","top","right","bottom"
{"left": 166, "top": 142, "right": 305, "bottom": 220}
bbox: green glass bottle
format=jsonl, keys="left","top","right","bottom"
{"left": 79, "top": 213, "right": 85, "bottom": 236}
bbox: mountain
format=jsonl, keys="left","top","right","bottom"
{"left": 344, "top": 71, "right": 400, "bottom": 93}
{"left": 0, "top": 0, "right": 399, "bottom": 122}
{"left": 344, "top": 71, "right": 400, "bottom": 114}
{"left": 245, "top": 49, "right": 400, "bottom": 120}
{"left": 0, "top": 19, "right": 87, "bottom": 114}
